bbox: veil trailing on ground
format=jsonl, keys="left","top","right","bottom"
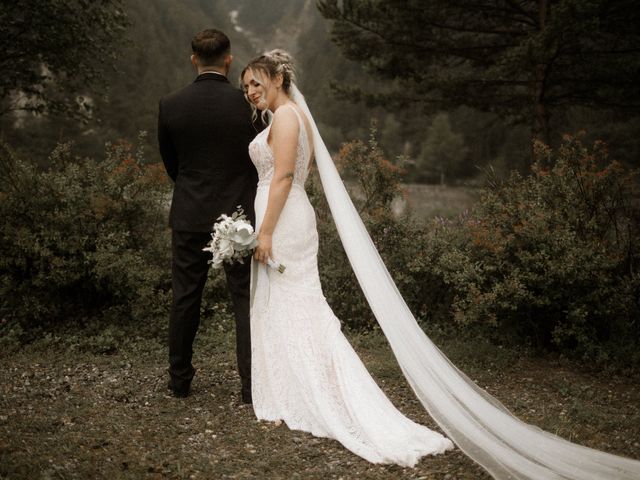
{"left": 289, "top": 84, "right": 640, "bottom": 479}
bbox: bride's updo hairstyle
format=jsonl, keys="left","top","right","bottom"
{"left": 241, "top": 49, "right": 297, "bottom": 124}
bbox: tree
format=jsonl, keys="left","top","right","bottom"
{"left": 318, "top": 0, "right": 640, "bottom": 154}
{"left": 0, "top": 0, "right": 128, "bottom": 118}
{"left": 418, "top": 113, "right": 469, "bottom": 184}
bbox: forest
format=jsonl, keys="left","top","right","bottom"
{"left": 4, "top": 0, "right": 638, "bottom": 182}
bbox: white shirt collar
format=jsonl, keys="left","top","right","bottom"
{"left": 200, "top": 70, "right": 226, "bottom": 78}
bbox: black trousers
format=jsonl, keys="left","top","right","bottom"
{"left": 168, "top": 230, "right": 251, "bottom": 394}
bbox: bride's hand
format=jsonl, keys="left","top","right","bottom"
{"left": 254, "top": 231, "right": 273, "bottom": 265}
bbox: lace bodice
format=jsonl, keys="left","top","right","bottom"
{"left": 248, "top": 104, "right": 312, "bottom": 188}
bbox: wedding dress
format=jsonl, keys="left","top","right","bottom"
{"left": 243, "top": 82, "right": 640, "bottom": 478}
{"left": 248, "top": 103, "right": 454, "bottom": 467}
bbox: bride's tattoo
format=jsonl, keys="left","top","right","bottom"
{"left": 284, "top": 171, "right": 294, "bottom": 180}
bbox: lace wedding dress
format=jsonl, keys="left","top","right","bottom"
{"left": 248, "top": 103, "right": 454, "bottom": 467}
{"left": 245, "top": 85, "right": 640, "bottom": 478}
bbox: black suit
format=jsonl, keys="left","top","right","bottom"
{"left": 158, "top": 72, "right": 259, "bottom": 397}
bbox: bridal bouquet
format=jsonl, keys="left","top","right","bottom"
{"left": 203, "top": 206, "right": 285, "bottom": 273}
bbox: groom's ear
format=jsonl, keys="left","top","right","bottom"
{"left": 225, "top": 54, "right": 233, "bottom": 70}
{"left": 190, "top": 54, "right": 198, "bottom": 69}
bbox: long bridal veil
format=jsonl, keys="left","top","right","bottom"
{"left": 290, "top": 84, "right": 640, "bottom": 479}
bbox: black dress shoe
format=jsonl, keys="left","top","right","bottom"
{"left": 167, "top": 381, "right": 189, "bottom": 398}
{"left": 241, "top": 390, "right": 252, "bottom": 404}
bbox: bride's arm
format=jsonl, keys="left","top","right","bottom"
{"left": 254, "top": 107, "right": 300, "bottom": 265}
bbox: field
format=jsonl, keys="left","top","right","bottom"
{"left": 1, "top": 321, "right": 638, "bottom": 480}
{"left": 393, "top": 184, "right": 481, "bottom": 221}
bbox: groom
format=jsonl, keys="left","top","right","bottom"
{"left": 157, "top": 29, "right": 258, "bottom": 402}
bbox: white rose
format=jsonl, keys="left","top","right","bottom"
{"left": 231, "top": 222, "right": 257, "bottom": 248}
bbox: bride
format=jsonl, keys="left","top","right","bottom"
{"left": 241, "top": 50, "right": 640, "bottom": 478}
{"left": 242, "top": 50, "right": 453, "bottom": 467}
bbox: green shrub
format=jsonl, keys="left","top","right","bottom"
{"left": 5, "top": 127, "right": 637, "bottom": 368}
{"left": 0, "top": 135, "right": 174, "bottom": 330}
{"left": 311, "top": 130, "right": 640, "bottom": 368}
{"left": 438, "top": 135, "right": 640, "bottom": 365}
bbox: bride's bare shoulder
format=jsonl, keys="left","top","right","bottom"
{"left": 269, "top": 105, "right": 300, "bottom": 139}
{"left": 272, "top": 104, "right": 299, "bottom": 122}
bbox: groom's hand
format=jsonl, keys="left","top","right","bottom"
{"left": 254, "top": 232, "right": 273, "bottom": 265}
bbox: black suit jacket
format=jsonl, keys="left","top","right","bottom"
{"left": 158, "top": 73, "right": 259, "bottom": 232}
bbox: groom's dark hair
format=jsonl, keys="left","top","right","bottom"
{"left": 191, "top": 29, "right": 230, "bottom": 67}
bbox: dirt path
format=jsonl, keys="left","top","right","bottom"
{"left": 1, "top": 326, "right": 638, "bottom": 479}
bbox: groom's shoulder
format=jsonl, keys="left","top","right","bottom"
{"left": 160, "top": 81, "right": 244, "bottom": 108}
{"left": 159, "top": 82, "right": 195, "bottom": 106}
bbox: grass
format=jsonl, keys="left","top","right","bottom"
{"left": 394, "top": 184, "right": 480, "bottom": 221}
{"left": 1, "top": 319, "right": 639, "bottom": 480}
{"left": 342, "top": 181, "right": 480, "bottom": 222}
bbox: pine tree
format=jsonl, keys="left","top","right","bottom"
{"left": 0, "top": 0, "right": 129, "bottom": 118}
{"left": 318, "top": 0, "right": 640, "bottom": 153}
{"left": 418, "top": 113, "right": 469, "bottom": 184}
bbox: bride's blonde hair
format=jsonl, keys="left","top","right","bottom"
{"left": 241, "top": 49, "right": 297, "bottom": 124}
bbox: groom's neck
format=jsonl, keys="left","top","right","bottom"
{"left": 197, "top": 64, "right": 227, "bottom": 76}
